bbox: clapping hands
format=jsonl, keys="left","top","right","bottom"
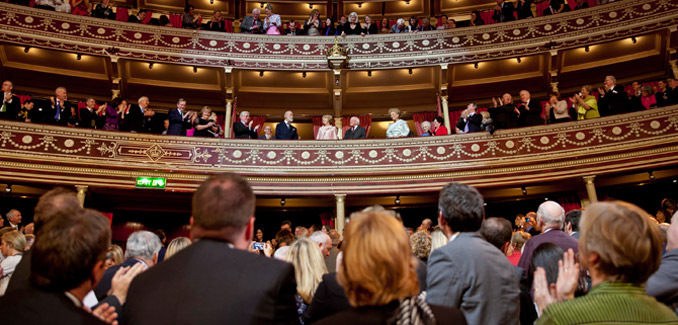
{"left": 533, "top": 248, "right": 579, "bottom": 315}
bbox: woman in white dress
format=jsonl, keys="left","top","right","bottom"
{"left": 0, "top": 230, "right": 26, "bottom": 296}
{"left": 263, "top": 4, "right": 281, "bottom": 34}
{"left": 316, "top": 114, "right": 338, "bottom": 140}
{"left": 386, "top": 108, "right": 411, "bottom": 138}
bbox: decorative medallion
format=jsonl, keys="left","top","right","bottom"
{"left": 21, "top": 135, "right": 32, "bottom": 144}
{"left": 144, "top": 144, "right": 167, "bottom": 162}
{"left": 232, "top": 150, "right": 242, "bottom": 158}
{"left": 64, "top": 139, "right": 74, "bottom": 148}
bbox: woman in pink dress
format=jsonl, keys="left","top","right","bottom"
{"left": 316, "top": 114, "right": 337, "bottom": 140}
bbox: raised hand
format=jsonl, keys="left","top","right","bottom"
{"left": 492, "top": 97, "right": 498, "bottom": 107}
{"left": 555, "top": 249, "right": 579, "bottom": 301}
{"left": 110, "top": 263, "right": 146, "bottom": 305}
{"left": 533, "top": 267, "right": 557, "bottom": 315}
{"left": 91, "top": 302, "right": 118, "bottom": 324}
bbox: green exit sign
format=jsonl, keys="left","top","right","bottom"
{"left": 136, "top": 177, "right": 166, "bottom": 189}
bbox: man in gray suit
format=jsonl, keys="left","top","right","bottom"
{"left": 565, "top": 209, "right": 581, "bottom": 239}
{"left": 240, "top": 8, "right": 263, "bottom": 34}
{"left": 426, "top": 183, "right": 520, "bottom": 325}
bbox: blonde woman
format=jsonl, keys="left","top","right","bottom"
{"left": 386, "top": 108, "right": 410, "bottom": 138}
{"left": 0, "top": 230, "right": 26, "bottom": 295}
{"left": 315, "top": 114, "right": 338, "bottom": 140}
{"left": 506, "top": 231, "right": 530, "bottom": 266}
{"left": 263, "top": 4, "right": 281, "bottom": 34}
{"left": 286, "top": 237, "right": 327, "bottom": 323}
{"left": 165, "top": 236, "right": 192, "bottom": 260}
{"left": 105, "top": 244, "right": 124, "bottom": 268}
{"left": 430, "top": 228, "right": 447, "bottom": 253}
{"left": 304, "top": 9, "right": 321, "bottom": 35}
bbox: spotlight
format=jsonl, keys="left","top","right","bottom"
{"left": 544, "top": 197, "right": 549, "bottom": 201}
{"left": 516, "top": 57, "right": 521, "bottom": 63}
{"left": 210, "top": 0, "right": 213, "bottom": 4}
{"left": 280, "top": 197, "right": 286, "bottom": 206}
{"left": 260, "top": 3, "right": 264, "bottom": 8}
{"left": 24, "top": 46, "right": 30, "bottom": 53}
{"left": 521, "top": 187, "right": 527, "bottom": 195}
{"left": 309, "top": 3, "right": 313, "bottom": 8}
{"left": 76, "top": 53, "right": 82, "bottom": 60}
{"left": 259, "top": 71, "right": 264, "bottom": 77}
{"left": 649, "top": 171, "right": 655, "bottom": 180}
{"left": 483, "top": 203, "right": 487, "bottom": 206}
{"left": 474, "top": 62, "right": 479, "bottom": 69}
{"left": 395, "top": 195, "right": 401, "bottom": 205}
{"left": 4, "top": 184, "right": 11, "bottom": 193}
{"left": 367, "top": 70, "right": 372, "bottom": 77}
{"left": 302, "top": 72, "right": 307, "bottom": 78}
{"left": 193, "top": 66, "right": 198, "bottom": 73}
{"left": 405, "top": 0, "right": 410, "bottom": 4}
{"left": 632, "top": 37, "right": 637, "bottom": 44}
{"left": 149, "top": 63, "right": 154, "bottom": 69}
{"left": 584, "top": 45, "right": 590, "bottom": 52}
{"left": 408, "top": 68, "right": 413, "bottom": 75}
{"left": 673, "top": 179, "right": 677, "bottom": 183}
{"left": 358, "top": 2, "right": 362, "bottom": 7}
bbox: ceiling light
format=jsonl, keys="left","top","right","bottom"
{"left": 280, "top": 197, "right": 286, "bottom": 206}
{"left": 210, "top": 0, "right": 213, "bottom": 4}
{"left": 544, "top": 197, "right": 549, "bottom": 201}
{"left": 521, "top": 187, "right": 527, "bottom": 195}
{"left": 405, "top": 0, "right": 410, "bottom": 4}
{"left": 149, "top": 63, "right": 154, "bottom": 69}
{"left": 193, "top": 66, "right": 198, "bottom": 73}
{"left": 76, "top": 54, "right": 82, "bottom": 60}
{"left": 367, "top": 70, "right": 372, "bottom": 77}
{"left": 649, "top": 171, "right": 655, "bottom": 180}
{"left": 395, "top": 195, "right": 401, "bottom": 205}
{"left": 585, "top": 45, "right": 590, "bottom": 52}
{"left": 673, "top": 179, "right": 677, "bottom": 183}
{"left": 302, "top": 72, "right": 307, "bottom": 78}
{"left": 474, "top": 62, "right": 479, "bottom": 69}
{"left": 260, "top": 3, "right": 264, "bottom": 8}
{"left": 358, "top": 2, "right": 362, "bottom": 7}
{"left": 516, "top": 57, "right": 521, "bottom": 63}
{"left": 309, "top": 3, "right": 313, "bottom": 8}
{"left": 23, "top": 46, "right": 30, "bottom": 53}
{"left": 259, "top": 71, "right": 264, "bottom": 77}
{"left": 408, "top": 68, "right": 413, "bottom": 75}
{"left": 4, "top": 184, "right": 11, "bottom": 193}
{"left": 632, "top": 37, "right": 637, "bottom": 44}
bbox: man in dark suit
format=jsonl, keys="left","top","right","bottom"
{"left": 597, "top": 75, "right": 630, "bottom": 116}
{"left": 516, "top": 0, "right": 533, "bottom": 19}
{"left": 94, "top": 230, "right": 161, "bottom": 301}
{"left": 492, "top": 0, "right": 516, "bottom": 22}
{"left": 455, "top": 103, "right": 483, "bottom": 133}
{"left": 48, "top": 86, "right": 74, "bottom": 126}
{"left": 666, "top": 78, "right": 678, "bottom": 106}
{"left": 0, "top": 80, "right": 21, "bottom": 121}
{"left": 123, "top": 173, "right": 298, "bottom": 324}
{"left": 166, "top": 98, "right": 193, "bottom": 136}
{"left": 0, "top": 208, "right": 112, "bottom": 324}
{"left": 78, "top": 97, "right": 100, "bottom": 129}
{"left": 240, "top": 8, "right": 264, "bottom": 34}
{"left": 565, "top": 209, "right": 581, "bottom": 240}
{"left": 125, "top": 96, "right": 153, "bottom": 133}
{"left": 489, "top": 93, "right": 519, "bottom": 130}
{"left": 275, "top": 110, "right": 299, "bottom": 140}
{"left": 517, "top": 90, "right": 543, "bottom": 127}
{"left": 233, "top": 110, "right": 260, "bottom": 139}
{"left": 343, "top": 116, "right": 366, "bottom": 139}
{"left": 517, "top": 201, "right": 579, "bottom": 276}
{"left": 427, "top": 183, "right": 520, "bottom": 324}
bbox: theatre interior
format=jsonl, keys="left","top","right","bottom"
{"left": 0, "top": 0, "right": 677, "bottom": 243}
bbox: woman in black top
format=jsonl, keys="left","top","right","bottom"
{"left": 207, "top": 10, "right": 225, "bottom": 31}
{"left": 470, "top": 10, "right": 485, "bottom": 26}
{"left": 341, "top": 12, "right": 363, "bottom": 36}
{"left": 304, "top": 9, "right": 322, "bottom": 36}
{"left": 408, "top": 16, "right": 419, "bottom": 31}
{"left": 362, "top": 15, "right": 378, "bottom": 35}
{"left": 193, "top": 107, "right": 219, "bottom": 137}
{"left": 321, "top": 18, "right": 337, "bottom": 36}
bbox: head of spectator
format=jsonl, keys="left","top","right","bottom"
{"left": 519, "top": 90, "right": 532, "bottom": 104}
{"left": 239, "top": 110, "right": 251, "bottom": 124}
{"left": 661, "top": 198, "right": 676, "bottom": 217}
{"left": 480, "top": 217, "right": 513, "bottom": 254}
{"left": 510, "top": 231, "right": 530, "bottom": 252}
{"left": 421, "top": 121, "right": 431, "bottom": 134}
{"left": 430, "top": 228, "right": 447, "bottom": 253}
{"left": 322, "top": 114, "right": 333, "bottom": 126}
{"left": 159, "top": 14, "right": 170, "bottom": 26}
{"left": 438, "top": 15, "right": 448, "bottom": 26}
{"left": 395, "top": 18, "right": 405, "bottom": 30}
{"left": 275, "top": 229, "right": 295, "bottom": 248}
{"left": 657, "top": 79, "right": 667, "bottom": 91}
{"left": 125, "top": 231, "right": 162, "bottom": 267}
{"left": 501, "top": 93, "right": 512, "bottom": 105}
{"left": 24, "top": 234, "right": 35, "bottom": 250}
{"left": 31, "top": 209, "right": 110, "bottom": 300}
{"left": 273, "top": 245, "right": 290, "bottom": 260}
{"left": 284, "top": 110, "right": 294, "bottom": 123}
{"left": 55, "top": 86, "right": 68, "bottom": 101}
{"left": 163, "top": 118, "right": 170, "bottom": 132}
{"left": 261, "top": 125, "right": 273, "bottom": 138}
{"left": 388, "top": 107, "right": 401, "bottom": 122}
{"left": 438, "top": 182, "right": 485, "bottom": 238}
{"left": 515, "top": 213, "right": 526, "bottom": 229}
{"left": 33, "top": 187, "right": 81, "bottom": 233}
{"left": 137, "top": 10, "right": 148, "bottom": 22}
{"left": 251, "top": 7, "right": 260, "bottom": 20}
{"left": 6, "top": 209, "right": 21, "bottom": 228}
{"left": 364, "top": 15, "right": 372, "bottom": 26}
{"left": 308, "top": 8, "right": 319, "bottom": 21}
{"left": 537, "top": 201, "right": 566, "bottom": 232}
{"left": 655, "top": 209, "right": 668, "bottom": 224}
{"left": 347, "top": 12, "right": 358, "bottom": 24}
{"left": 380, "top": 18, "right": 390, "bottom": 33}
{"left": 641, "top": 85, "right": 654, "bottom": 98}
{"left": 421, "top": 17, "right": 431, "bottom": 29}
{"left": 286, "top": 237, "right": 327, "bottom": 304}
{"left": 604, "top": 75, "right": 617, "bottom": 90}
{"left": 309, "top": 231, "right": 332, "bottom": 258}
{"left": 176, "top": 98, "right": 187, "bottom": 112}
{"left": 321, "top": 224, "right": 333, "bottom": 234}
{"left": 631, "top": 81, "right": 641, "bottom": 93}
{"left": 324, "top": 17, "right": 334, "bottom": 28}
{"left": 106, "top": 244, "right": 124, "bottom": 268}
{"left": 23, "top": 222, "right": 34, "bottom": 235}
{"left": 347, "top": 116, "right": 359, "bottom": 128}
{"left": 410, "top": 230, "right": 431, "bottom": 262}
{"left": 2, "top": 80, "right": 13, "bottom": 94}
{"left": 1, "top": 230, "right": 26, "bottom": 259}
{"left": 287, "top": 20, "right": 297, "bottom": 32}
{"left": 254, "top": 228, "right": 264, "bottom": 242}
{"left": 184, "top": 4, "right": 194, "bottom": 14}
{"left": 580, "top": 201, "right": 663, "bottom": 285}
{"left": 470, "top": 11, "right": 482, "bottom": 24}
{"left": 21, "top": 99, "right": 34, "bottom": 114}
{"left": 153, "top": 229, "right": 167, "bottom": 246}
{"left": 529, "top": 242, "right": 564, "bottom": 285}
{"left": 281, "top": 220, "right": 292, "bottom": 232}
{"left": 408, "top": 16, "right": 419, "bottom": 29}
{"left": 85, "top": 98, "right": 96, "bottom": 110}
{"left": 165, "top": 236, "right": 191, "bottom": 260}
{"left": 295, "top": 226, "right": 308, "bottom": 238}
{"left": 190, "top": 173, "right": 257, "bottom": 252}
{"left": 138, "top": 96, "right": 149, "bottom": 109}
{"left": 339, "top": 15, "right": 347, "bottom": 24}
{"left": 328, "top": 229, "right": 340, "bottom": 246}
{"left": 565, "top": 209, "right": 581, "bottom": 236}
{"left": 420, "top": 218, "right": 432, "bottom": 232}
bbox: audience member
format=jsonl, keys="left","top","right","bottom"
{"left": 309, "top": 231, "right": 332, "bottom": 258}
{"left": 410, "top": 230, "right": 432, "bottom": 263}
{"left": 295, "top": 226, "right": 308, "bottom": 238}
{"left": 1, "top": 80, "right": 20, "bottom": 121}
{"left": 479, "top": 217, "right": 513, "bottom": 255}
{"left": 647, "top": 210, "right": 678, "bottom": 311}
{"left": 418, "top": 17, "right": 436, "bottom": 31}
{"left": 470, "top": 10, "right": 485, "bottom": 26}
{"left": 386, "top": 108, "right": 411, "bottom": 138}
{"left": 303, "top": 269, "right": 351, "bottom": 323}
{"left": 490, "top": 93, "right": 519, "bottom": 130}
{"left": 78, "top": 97, "right": 101, "bottom": 129}
{"left": 662, "top": 198, "right": 677, "bottom": 219}
{"left": 640, "top": 85, "right": 657, "bottom": 109}
{"left": 321, "top": 17, "right": 337, "bottom": 36}
{"left": 304, "top": 9, "right": 321, "bottom": 36}
{"left": 17, "top": 99, "right": 34, "bottom": 123}
{"left": 430, "top": 228, "right": 447, "bottom": 252}
{"left": 534, "top": 202, "right": 677, "bottom": 323}
{"left": 517, "top": 0, "right": 534, "bottom": 19}
{"left": 408, "top": 16, "right": 419, "bottom": 31}
{"left": 241, "top": 8, "right": 263, "bottom": 34}
{"left": 285, "top": 20, "right": 300, "bottom": 35}
{"left": 524, "top": 211, "right": 540, "bottom": 236}
{"left": 432, "top": 116, "right": 448, "bottom": 135}
{"left": 437, "top": 15, "right": 448, "bottom": 30}
{"left": 572, "top": 85, "right": 599, "bottom": 120}
{"left": 390, "top": 18, "right": 408, "bottom": 33}
{"left": 507, "top": 231, "right": 530, "bottom": 266}
{"left": 545, "top": 93, "right": 571, "bottom": 123}
{"left": 23, "top": 234, "right": 34, "bottom": 251}
{"left": 207, "top": 10, "right": 225, "bottom": 31}
{"left": 233, "top": 110, "right": 260, "bottom": 139}
{"left": 342, "top": 12, "right": 363, "bottom": 36}
{"left": 336, "top": 15, "right": 347, "bottom": 34}
{"left": 655, "top": 79, "right": 669, "bottom": 107}
{"left": 103, "top": 97, "right": 125, "bottom": 131}
{"left": 363, "top": 15, "right": 378, "bottom": 35}
{"left": 286, "top": 237, "right": 328, "bottom": 323}
{"left": 518, "top": 201, "right": 578, "bottom": 276}
{"left": 49, "top": 86, "right": 73, "bottom": 126}
{"left": 258, "top": 125, "right": 274, "bottom": 139}
{"left": 128, "top": 9, "right": 147, "bottom": 23}
{"left": 420, "top": 218, "right": 433, "bottom": 233}
{"left": 91, "top": 0, "right": 115, "bottom": 20}
{"left": 164, "top": 236, "right": 191, "bottom": 260}
{"left": 427, "top": 183, "right": 519, "bottom": 324}
{"left": 0, "top": 230, "right": 26, "bottom": 295}
{"left": 125, "top": 96, "right": 151, "bottom": 133}
{"left": 5, "top": 209, "right": 21, "bottom": 231}
{"left": 455, "top": 103, "right": 482, "bottom": 133}
{"left": 343, "top": 116, "right": 366, "bottom": 139}
{"left": 106, "top": 244, "right": 124, "bottom": 267}
{"left": 517, "top": 90, "right": 543, "bottom": 127}
{"left": 280, "top": 220, "right": 293, "bottom": 232}
{"left": 564, "top": 209, "right": 581, "bottom": 239}
{"left": 317, "top": 211, "right": 466, "bottom": 324}
{"left": 598, "top": 75, "right": 631, "bottom": 116}
{"left": 421, "top": 121, "right": 433, "bottom": 136}
{"left": 123, "top": 173, "right": 298, "bottom": 324}
{"left": 275, "top": 110, "right": 299, "bottom": 139}
{"left": 493, "top": 0, "right": 516, "bottom": 22}
{"left": 316, "top": 114, "right": 338, "bottom": 140}
{"left": 573, "top": 0, "right": 589, "bottom": 10}
{"left": 182, "top": 5, "right": 202, "bottom": 29}
{"left": 325, "top": 229, "right": 341, "bottom": 272}
{"left": 70, "top": 0, "right": 89, "bottom": 16}
{"left": 446, "top": 19, "right": 456, "bottom": 29}
{"left": 263, "top": 4, "right": 281, "bottom": 35}
{"left": 166, "top": 98, "right": 193, "bottom": 136}
{"left": 275, "top": 229, "right": 295, "bottom": 249}
{"left": 158, "top": 14, "right": 171, "bottom": 27}
{"left": 379, "top": 17, "right": 390, "bottom": 33}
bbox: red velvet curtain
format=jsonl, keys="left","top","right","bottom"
{"left": 142, "top": 10, "right": 153, "bottom": 24}
{"left": 557, "top": 194, "right": 581, "bottom": 213}
{"left": 319, "top": 212, "right": 334, "bottom": 229}
{"left": 229, "top": 101, "right": 237, "bottom": 138}
{"left": 224, "top": 19, "right": 233, "bottom": 32}
{"left": 18, "top": 95, "right": 31, "bottom": 105}
{"left": 251, "top": 115, "right": 266, "bottom": 138}
{"left": 412, "top": 112, "right": 438, "bottom": 136}
{"left": 312, "top": 116, "right": 324, "bottom": 139}
{"left": 341, "top": 115, "right": 372, "bottom": 139}
{"left": 169, "top": 13, "right": 182, "bottom": 28}
{"left": 116, "top": 7, "right": 129, "bottom": 22}
{"left": 216, "top": 113, "right": 225, "bottom": 138}
{"left": 479, "top": 10, "right": 495, "bottom": 24}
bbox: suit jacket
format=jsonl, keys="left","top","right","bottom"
{"left": 489, "top": 103, "right": 519, "bottom": 130}
{"left": 426, "top": 232, "right": 520, "bottom": 325}
{"left": 455, "top": 113, "right": 483, "bottom": 133}
{"left": 315, "top": 300, "right": 467, "bottom": 325}
{"left": 518, "top": 99, "right": 543, "bottom": 127}
{"left": 233, "top": 121, "right": 259, "bottom": 139}
{"left": 0, "top": 94, "right": 21, "bottom": 121}
{"left": 241, "top": 15, "right": 264, "bottom": 34}
{"left": 598, "top": 85, "right": 630, "bottom": 116}
{"left": 125, "top": 105, "right": 145, "bottom": 132}
{"left": 0, "top": 286, "right": 105, "bottom": 324}
{"left": 517, "top": 0, "right": 533, "bottom": 19}
{"left": 646, "top": 249, "right": 678, "bottom": 308}
{"left": 78, "top": 107, "right": 99, "bottom": 128}
{"left": 94, "top": 257, "right": 142, "bottom": 301}
{"left": 49, "top": 99, "right": 73, "bottom": 126}
{"left": 493, "top": 1, "right": 516, "bottom": 22}
{"left": 343, "top": 126, "right": 366, "bottom": 139}
{"left": 666, "top": 86, "right": 678, "bottom": 106}
{"left": 122, "top": 239, "right": 298, "bottom": 325}
{"left": 166, "top": 109, "right": 192, "bottom": 136}
{"left": 275, "top": 121, "right": 299, "bottom": 140}
{"left": 325, "top": 247, "right": 340, "bottom": 272}
{"left": 517, "top": 229, "right": 579, "bottom": 276}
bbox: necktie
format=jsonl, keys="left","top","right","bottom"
{"left": 54, "top": 100, "right": 61, "bottom": 120}
{"left": 464, "top": 120, "right": 470, "bottom": 133}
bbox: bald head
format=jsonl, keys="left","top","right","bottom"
{"left": 537, "top": 201, "right": 565, "bottom": 230}
{"left": 480, "top": 217, "right": 513, "bottom": 252}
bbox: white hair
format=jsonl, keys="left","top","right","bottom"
{"left": 537, "top": 201, "right": 566, "bottom": 228}
{"left": 350, "top": 116, "right": 360, "bottom": 125}
{"left": 349, "top": 12, "right": 359, "bottom": 21}
{"left": 309, "top": 231, "right": 330, "bottom": 247}
{"left": 252, "top": 8, "right": 260, "bottom": 14}
{"left": 138, "top": 96, "right": 149, "bottom": 104}
{"left": 240, "top": 111, "right": 250, "bottom": 118}
{"left": 274, "top": 246, "right": 290, "bottom": 260}
{"left": 606, "top": 75, "right": 617, "bottom": 84}
{"left": 397, "top": 18, "right": 405, "bottom": 26}
{"left": 421, "top": 121, "right": 431, "bottom": 130}
{"left": 430, "top": 229, "right": 447, "bottom": 253}
{"left": 124, "top": 231, "right": 161, "bottom": 260}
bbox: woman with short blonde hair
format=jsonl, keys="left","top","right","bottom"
{"left": 165, "top": 236, "right": 192, "bottom": 260}
{"left": 386, "top": 108, "right": 410, "bottom": 138}
{"left": 315, "top": 114, "right": 338, "bottom": 140}
{"left": 0, "top": 230, "right": 26, "bottom": 295}
{"left": 286, "top": 237, "right": 327, "bottom": 321}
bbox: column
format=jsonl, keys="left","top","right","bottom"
{"left": 335, "top": 194, "right": 346, "bottom": 236}
{"left": 441, "top": 95, "right": 451, "bottom": 135}
{"left": 75, "top": 185, "right": 88, "bottom": 207}
{"left": 582, "top": 176, "right": 598, "bottom": 204}
{"left": 224, "top": 99, "right": 233, "bottom": 138}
